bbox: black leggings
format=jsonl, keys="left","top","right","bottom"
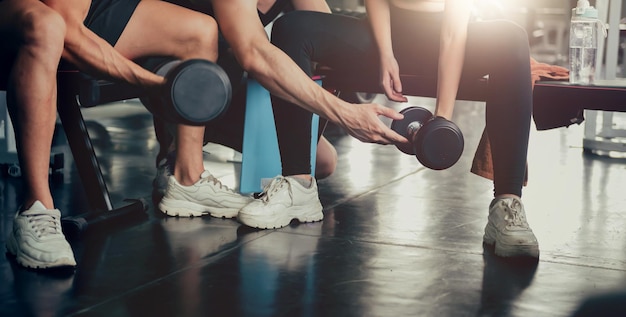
{"left": 270, "top": 8, "right": 532, "bottom": 197}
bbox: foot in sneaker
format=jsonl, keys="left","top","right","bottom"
{"left": 483, "top": 197, "right": 539, "bottom": 258}
{"left": 158, "top": 170, "right": 253, "bottom": 218}
{"left": 6, "top": 201, "right": 77, "bottom": 269}
{"left": 238, "top": 176, "right": 323, "bottom": 229}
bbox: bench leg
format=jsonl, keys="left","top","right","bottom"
{"left": 56, "top": 82, "right": 146, "bottom": 239}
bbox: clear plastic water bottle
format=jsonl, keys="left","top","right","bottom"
{"left": 569, "top": 0, "right": 601, "bottom": 85}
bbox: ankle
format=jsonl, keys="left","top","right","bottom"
{"left": 174, "top": 168, "right": 205, "bottom": 186}
{"left": 289, "top": 174, "right": 313, "bottom": 188}
{"left": 494, "top": 194, "right": 520, "bottom": 201}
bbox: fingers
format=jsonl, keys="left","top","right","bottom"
{"left": 381, "top": 126, "right": 408, "bottom": 144}
{"left": 369, "top": 105, "right": 409, "bottom": 144}
{"left": 377, "top": 104, "right": 405, "bottom": 121}
{"left": 385, "top": 86, "right": 407, "bottom": 103}
{"left": 382, "top": 73, "right": 408, "bottom": 103}
{"left": 390, "top": 74, "right": 408, "bottom": 103}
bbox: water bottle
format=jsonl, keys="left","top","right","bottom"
{"left": 569, "top": 0, "right": 601, "bottom": 85}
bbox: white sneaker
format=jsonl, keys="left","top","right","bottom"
{"left": 6, "top": 201, "right": 77, "bottom": 269}
{"left": 483, "top": 197, "right": 539, "bottom": 258}
{"left": 158, "top": 170, "right": 253, "bottom": 218}
{"left": 238, "top": 176, "right": 323, "bottom": 229}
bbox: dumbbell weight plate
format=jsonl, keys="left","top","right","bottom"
{"left": 414, "top": 117, "right": 464, "bottom": 170}
{"left": 390, "top": 106, "right": 433, "bottom": 155}
{"left": 165, "top": 59, "right": 232, "bottom": 125}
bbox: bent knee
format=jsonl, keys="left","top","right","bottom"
{"left": 177, "top": 15, "right": 219, "bottom": 60}
{"left": 19, "top": 7, "right": 66, "bottom": 52}
{"left": 271, "top": 11, "right": 319, "bottom": 48}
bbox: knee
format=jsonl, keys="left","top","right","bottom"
{"left": 314, "top": 137, "right": 337, "bottom": 180}
{"left": 180, "top": 15, "right": 218, "bottom": 60}
{"left": 271, "top": 11, "right": 314, "bottom": 49}
{"left": 18, "top": 7, "right": 66, "bottom": 57}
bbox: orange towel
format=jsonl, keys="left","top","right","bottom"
{"left": 470, "top": 57, "right": 569, "bottom": 185}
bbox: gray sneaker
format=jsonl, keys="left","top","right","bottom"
{"left": 158, "top": 170, "right": 253, "bottom": 218}
{"left": 238, "top": 176, "right": 323, "bottom": 229}
{"left": 6, "top": 201, "right": 77, "bottom": 269}
{"left": 483, "top": 197, "right": 539, "bottom": 258}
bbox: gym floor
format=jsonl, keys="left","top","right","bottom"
{"left": 1, "top": 95, "right": 626, "bottom": 317}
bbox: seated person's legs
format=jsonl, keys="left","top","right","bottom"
{"left": 461, "top": 20, "right": 537, "bottom": 258}
{"left": 106, "top": 0, "right": 253, "bottom": 218}
{"left": 389, "top": 5, "right": 537, "bottom": 257}
{"left": 238, "top": 11, "right": 376, "bottom": 229}
{"left": 270, "top": 11, "right": 376, "bottom": 181}
{"left": 1, "top": 0, "right": 75, "bottom": 269}
{"left": 153, "top": 7, "right": 338, "bottom": 197}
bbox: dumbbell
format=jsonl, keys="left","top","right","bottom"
{"left": 141, "top": 59, "right": 232, "bottom": 126}
{"left": 391, "top": 106, "right": 464, "bottom": 170}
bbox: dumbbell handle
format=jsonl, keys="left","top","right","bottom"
{"left": 391, "top": 107, "right": 464, "bottom": 170}
{"left": 406, "top": 120, "right": 425, "bottom": 139}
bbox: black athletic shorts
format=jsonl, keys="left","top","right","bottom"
{"left": 84, "top": 0, "right": 140, "bottom": 46}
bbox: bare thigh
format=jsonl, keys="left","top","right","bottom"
{"left": 114, "top": 0, "right": 218, "bottom": 61}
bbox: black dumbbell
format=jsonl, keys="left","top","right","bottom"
{"left": 391, "top": 106, "right": 464, "bottom": 170}
{"left": 141, "top": 59, "right": 232, "bottom": 126}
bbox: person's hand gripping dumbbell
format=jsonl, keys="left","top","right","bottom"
{"left": 390, "top": 106, "right": 464, "bottom": 170}
{"left": 141, "top": 59, "right": 232, "bottom": 125}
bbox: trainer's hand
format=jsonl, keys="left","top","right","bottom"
{"left": 337, "top": 103, "right": 410, "bottom": 146}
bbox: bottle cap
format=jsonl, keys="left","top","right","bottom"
{"left": 574, "top": 0, "right": 598, "bottom": 19}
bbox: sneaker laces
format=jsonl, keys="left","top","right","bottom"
{"left": 25, "top": 212, "right": 62, "bottom": 238}
{"left": 503, "top": 199, "right": 530, "bottom": 229}
{"left": 258, "top": 176, "right": 288, "bottom": 203}
{"left": 198, "top": 173, "right": 236, "bottom": 193}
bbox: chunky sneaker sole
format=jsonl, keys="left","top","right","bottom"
{"left": 238, "top": 204, "right": 323, "bottom": 229}
{"left": 6, "top": 233, "right": 76, "bottom": 269}
{"left": 483, "top": 222, "right": 540, "bottom": 258}
{"left": 158, "top": 199, "right": 239, "bottom": 218}
{"left": 158, "top": 171, "right": 252, "bottom": 219}
{"left": 238, "top": 176, "right": 324, "bottom": 229}
{"left": 7, "top": 201, "right": 76, "bottom": 269}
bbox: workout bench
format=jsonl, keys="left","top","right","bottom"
{"left": 317, "top": 68, "right": 626, "bottom": 133}
{"left": 56, "top": 66, "right": 149, "bottom": 238}
{"left": 0, "top": 64, "right": 150, "bottom": 239}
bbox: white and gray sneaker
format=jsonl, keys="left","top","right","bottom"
{"left": 158, "top": 170, "right": 253, "bottom": 218}
{"left": 238, "top": 176, "right": 324, "bottom": 229}
{"left": 6, "top": 201, "right": 77, "bottom": 269}
{"left": 483, "top": 197, "right": 539, "bottom": 258}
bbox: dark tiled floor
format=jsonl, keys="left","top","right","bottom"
{"left": 2, "top": 96, "right": 626, "bottom": 317}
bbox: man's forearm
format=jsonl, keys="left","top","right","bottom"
{"left": 246, "top": 41, "right": 347, "bottom": 123}
{"left": 62, "top": 23, "right": 163, "bottom": 88}
{"left": 44, "top": 0, "right": 162, "bottom": 88}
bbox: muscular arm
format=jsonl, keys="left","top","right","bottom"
{"left": 435, "top": 0, "right": 472, "bottom": 119}
{"left": 211, "top": 0, "right": 406, "bottom": 145}
{"left": 42, "top": 0, "right": 163, "bottom": 88}
{"left": 212, "top": 0, "right": 351, "bottom": 126}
